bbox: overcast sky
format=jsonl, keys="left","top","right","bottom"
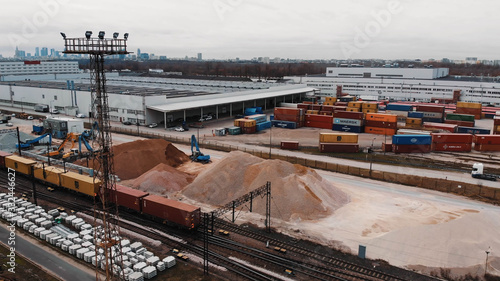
{"left": 1, "top": 0, "right": 499, "bottom": 61}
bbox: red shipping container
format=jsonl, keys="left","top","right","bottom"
{"left": 0, "top": 151, "right": 13, "bottom": 169}
{"left": 321, "top": 105, "right": 335, "bottom": 112}
{"left": 474, "top": 135, "right": 500, "bottom": 145}
{"left": 455, "top": 108, "right": 482, "bottom": 119}
{"left": 423, "top": 123, "right": 457, "bottom": 133}
{"left": 274, "top": 107, "right": 303, "bottom": 116}
{"left": 297, "top": 104, "right": 310, "bottom": 110}
{"left": 432, "top": 143, "right": 472, "bottom": 152}
{"left": 274, "top": 114, "right": 301, "bottom": 122}
{"left": 242, "top": 126, "right": 256, "bottom": 134}
{"left": 493, "top": 116, "right": 500, "bottom": 125}
{"left": 392, "top": 144, "right": 431, "bottom": 154}
{"left": 334, "top": 111, "right": 364, "bottom": 120}
{"left": 332, "top": 106, "right": 348, "bottom": 112}
{"left": 311, "top": 105, "right": 322, "bottom": 111}
{"left": 281, "top": 141, "right": 299, "bottom": 150}
{"left": 474, "top": 144, "right": 500, "bottom": 151}
{"left": 302, "top": 101, "right": 313, "bottom": 104}
{"left": 306, "top": 121, "right": 334, "bottom": 129}
{"left": 319, "top": 143, "right": 359, "bottom": 153}
{"left": 431, "top": 133, "right": 473, "bottom": 144}
{"left": 305, "top": 114, "right": 333, "bottom": 123}
{"left": 416, "top": 105, "right": 445, "bottom": 113}
{"left": 382, "top": 142, "right": 392, "bottom": 152}
{"left": 142, "top": 195, "right": 201, "bottom": 229}
{"left": 109, "top": 184, "right": 149, "bottom": 212}
{"left": 365, "top": 120, "right": 397, "bottom": 128}
{"left": 444, "top": 120, "right": 475, "bottom": 127}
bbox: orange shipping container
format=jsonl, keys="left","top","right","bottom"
{"left": 365, "top": 113, "right": 398, "bottom": 123}
{"left": 364, "top": 127, "right": 396, "bottom": 135}
{"left": 346, "top": 107, "right": 361, "bottom": 112}
{"left": 306, "top": 110, "right": 319, "bottom": 115}
{"left": 347, "top": 101, "right": 364, "bottom": 108}
{"left": 319, "top": 132, "right": 358, "bottom": 143}
{"left": 406, "top": 118, "right": 422, "bottom": 125}
{"left": 362, "top": 108, "right": 378, "bottom": 114}
{"left": 456, "top": 102, "right": 482, "bottom": 109}
{"left": 362, "top": 102, "right": 378, "bottom": 109}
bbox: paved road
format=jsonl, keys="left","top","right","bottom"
{"left": 0, "top": 223, "right": 96, "bottom": 281}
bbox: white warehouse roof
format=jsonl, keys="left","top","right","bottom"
{"left": 326, "top": 67, "right": 449, "bottom": 79}
{"left": 147, "top": 84, "right": 316, "bottom": 113}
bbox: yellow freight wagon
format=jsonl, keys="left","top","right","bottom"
{"left": 60, "top": 171, "right": 100, "bottom": 197}
{"left": 5, "top": 155, "right": 36, "bottom": 175}
{"left": 33, "top": 164, "right": 63, "bottom": 187}
{"left": 319, "top": 132, "right": 359, "bottom": 143}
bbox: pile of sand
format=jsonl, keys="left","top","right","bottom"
{"left": 76, "top": 139, "right": 189, "bottom": 180}
{"left": 123, "top": 163, "right": 194, "bottom": 196}
{"left": 182, "top": 151, "right": 349, "bottom": 221}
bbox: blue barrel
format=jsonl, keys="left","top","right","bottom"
{"left": 392, "top": 135, "right": 432, "bottom": 145}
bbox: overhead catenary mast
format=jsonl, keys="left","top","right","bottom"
{"left": 61, "top": 31, "right": 129, "bottom": 280}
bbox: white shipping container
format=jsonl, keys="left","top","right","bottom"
{"left": 133, "top": 262, "right": 147, "bottom": 272}
{"left": 142, "top": 266, "right": 157, "bottom": 279}
{"left": 128, "top": 272, "right": 144, "bottom": 281}
{"left": 163, "top": 256, "right": 176, "bottom": 268}
{"left": 40, "top": 230, "right": 52, "bottom": 239}
{"left": 69, "top": 244, "right": 82, "bottom": 255}
{"left": 76, "top": 248, "right": 90, "bottom": 259}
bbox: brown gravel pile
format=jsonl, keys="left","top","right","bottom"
{"left": 76, "top": 139, "right": 189, "bottom": 180}
{"left": 124, "top": 163, "right": 194, "bottom": 196}
{"left": 182, "top": 151, "right": 349, "bottom": 221}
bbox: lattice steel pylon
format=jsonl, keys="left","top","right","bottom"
{"left": 62, "top": 31, "right": 129, "bottom": 280}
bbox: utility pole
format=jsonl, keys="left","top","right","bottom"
{"left": 62, "top": 31, "right": 129, "bottom": 280}
{"left": 485, "top": 247, "right": 491, "bottom": 276}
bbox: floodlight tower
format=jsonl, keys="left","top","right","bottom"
{"left": 62, "top": 31, "right": 129, "bottom": 280}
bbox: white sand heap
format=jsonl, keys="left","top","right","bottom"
{"left": 182, "top": 151, "right": 349, "bottom": 221}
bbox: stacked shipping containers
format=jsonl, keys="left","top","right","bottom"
{"left": 385, "top": 103, "right": 413, "bottom": 118}
{"left": 406, "top": 111, "right": 424, "bottom": 129}
{"left": 234, "top": 118, "right": 257, "bottom": 134}
{"left": 323, "top": 96, "right": 337, "bottom": 106}
{"left": 272, "top": 107, "right": 305, "bottom": 129}
{"left": 319, "top": 132, "right": 359, "bottom": 153}
{"left": 456, "top": 102, "right": 482, "bottom": 120}
{"left": 445, "top": 113, "right": 475, "bottom": 127}
{"left": 361, "top": 102, "right": 378, "bottom": 114}
{"left": 416, "top": 104, "right": 445, "bottom": 123}
{"left": 456, "top": 127, "right": 490, "bottom": 135}
{"left": 346, "top": 101, "right": 363, "bottom": 112}
{"left": 333, "top": 111, "right": 364, "bottom": 133}
{"left": 392, "top": 135, "right": 432, "bottom": 154}
{"left": 245, "top": 114, "right": 271, "bottom": 132}
{"left": 474, "top": 135, "right": 500, "bottom": 151}
{"left": 431, "top": 133, "right": 473, "bottom": 152}
{"left": 364, "top": 113, "right": 398, "bottom": 135}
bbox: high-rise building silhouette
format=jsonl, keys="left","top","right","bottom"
{"left": 41, "top": 47, "right": 48, "bottom": 57}
{"left": 35, "top": 47, "right": 40, "bottom": 57}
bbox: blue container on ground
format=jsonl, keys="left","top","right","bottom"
{"left": 256, "top": 121, "right": 272, "bottom": 132}
{"left": 456, "top": 126, "right": 491, "bottom": 135}
{"left": 392, "top": 135, "right": 432, "bottom": 145}
{"left": 244, "top": 108, "right": 257, "bottom": 116}
{"left": 270, "top": 115, "right": 274, "bottom": 121}
{"left": 408, "top": 111, "right": 424, "bottom": 118}
{"left": 272, "top": 120, "right": 297, "bottom": 129}
{"left": 332, "top": 124, "right": 364, "bottom": 133}
{"left": 386, "top": 104, "right": 413, "bottom": 111}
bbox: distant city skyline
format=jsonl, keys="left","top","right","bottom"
{"left": 1, "top": 0, "right": 500, "bottom": 60}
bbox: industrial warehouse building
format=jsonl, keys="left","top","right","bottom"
{"left": 0, "top": 60, "right": 82, "bottom": 77}
{"left": 286, "top": 67, "right": 500, "bottom": 106}
{"left": 0, "top": 75, "right": 315, "bottom": 128}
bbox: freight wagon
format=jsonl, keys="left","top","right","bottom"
{"left": 60, "top": 171, "right": 100, "bottom": 197}
{"left": 108, "top": 184, "right": 149, "bottom": 213}
{"left": 142, "top": 195, "right": 201, "bottom": 229}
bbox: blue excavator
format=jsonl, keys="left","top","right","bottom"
{"left": 16, "top": 133, "right": 52, "bottom": 149}
{"left": 190, "top": 135, "right": 210, "bottom": 164}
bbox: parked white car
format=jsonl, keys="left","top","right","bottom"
{"left": 76, "top": 113, "right": 86, "bottom": 118}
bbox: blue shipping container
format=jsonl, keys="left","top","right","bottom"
{"left": 392, "top": 135, "right": 432, "bottom": 145}
{"left": 256, "top": 121, "right": 272, "bottom": 132}
{"left": 386, "top": 104, "right": 413, "bottom": 111}
{"left": 272, "top": 120, "right": 297, "bottom": 129}
{"left": 456, "top": 126, "right": 491, "bottom": 135}
{"left": 244, "top": 108, "right": 257, "bottom": 115}
{"left": 408, "top": 111, "right": 424, "bottom": 118}
{"left": 422, "top": 117, "right": 444, "bottom": 123}
{"left": 332, "top": 124, "right": 364, "bottom": 133}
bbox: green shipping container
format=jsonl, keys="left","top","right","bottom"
{"left": 228, "top": 126, "right": 241, "bottom": 135}
{"left": 446, "top": 113, "right": 475, "bottom": 122}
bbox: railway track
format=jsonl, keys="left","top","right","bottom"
{"left": 213, "top": 219, "right": 409, "bottom": 281}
